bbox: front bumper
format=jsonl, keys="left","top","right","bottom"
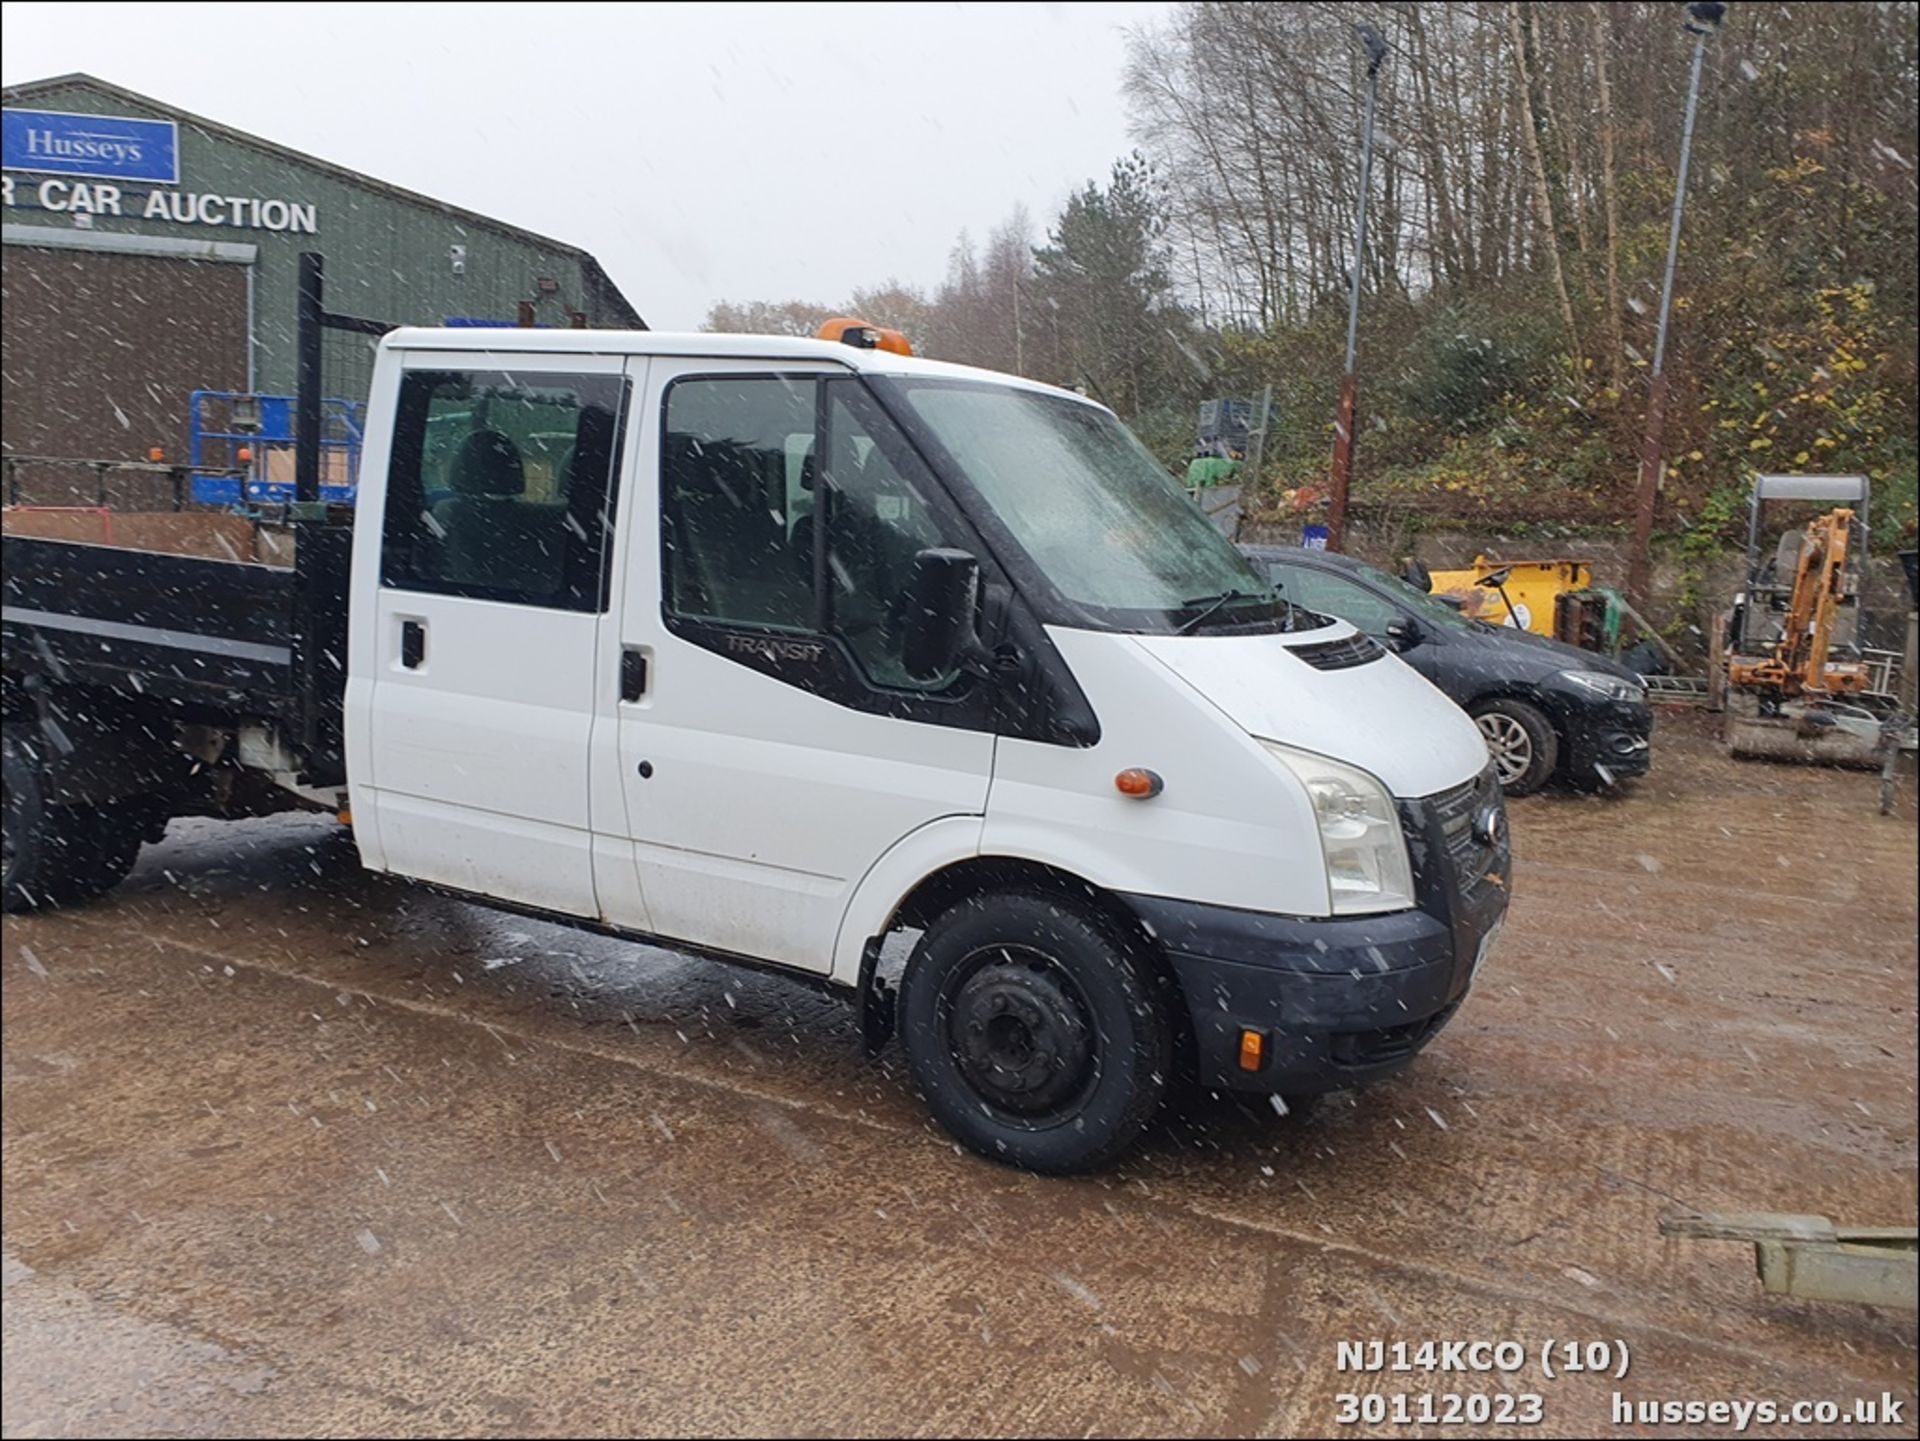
{"left": 1124, "top": 768, "right": 1511, "bottom": 1095}
{"left": 1554, "top": 695, "right": 1654, "bottom": 782}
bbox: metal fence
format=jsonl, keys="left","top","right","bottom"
{"left": 2, "top": 454, "right": 239, "bottom": 511}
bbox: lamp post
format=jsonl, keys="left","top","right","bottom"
{"left": 1327, "top": 21, "right": 1389, "bottom": 554}
{"left": 1628, "top": 1, "right": 1726, "bottom": 609}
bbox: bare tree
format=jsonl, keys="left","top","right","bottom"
{"left": 1506, "top": 1, "right": 1580, "bottom": 362}
{"left": 702, "top": 298, "right": 836, "bottom": 336}
{"left": 1592, "top": 1, "right": 1627, "bottom": 390}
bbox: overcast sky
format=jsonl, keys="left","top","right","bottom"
{"left": 1, "top": 1, "right": 1172, "bottom": 329}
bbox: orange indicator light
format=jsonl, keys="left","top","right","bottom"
{"left": 1114, "top": 767, "right": 1163, "bottom": 799}
{"left": 1238, "top": 1029, "right": 1265, "bottom": 1072}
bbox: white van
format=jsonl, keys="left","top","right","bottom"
{"left": 2, "top": 327, "right": 1508, "bottom": 1173}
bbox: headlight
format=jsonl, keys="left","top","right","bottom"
{"left": 1260, "top": 741, "right": 1416, "bottom": 915}
{"left": 1557, "top": 669, "right": 1645, "bottom": 704}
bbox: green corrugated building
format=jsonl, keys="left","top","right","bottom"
{"left": 2, "top": 73, "right": 643, "bottom": 498}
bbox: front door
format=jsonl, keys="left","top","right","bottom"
{"left": 607, "top": 360, "right": 995, "bottom": 970}
{"left": 363, "top": 353, "right": 630, "bottom": 917}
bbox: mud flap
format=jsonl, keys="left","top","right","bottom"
{"left": 857, "top": 937, "right": 896, "bottom": 1057}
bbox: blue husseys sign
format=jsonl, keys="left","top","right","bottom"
{"left": 3, "top": 108, "right": 179, "bottom": 185}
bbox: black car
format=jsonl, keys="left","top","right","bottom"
{"left": 1241, "top": 546, "right": 1653, "bottom": 795}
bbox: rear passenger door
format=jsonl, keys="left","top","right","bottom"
{"left": 362, "top": 354, "right": 628, "bottom": 917}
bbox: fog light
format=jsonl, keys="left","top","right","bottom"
{"left": 1238, "top": 1028, "right": 1266, "bottom": 1072}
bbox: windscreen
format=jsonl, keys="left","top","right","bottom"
{"left": 889, "top": 380, "right": 1285, "bottom": 633}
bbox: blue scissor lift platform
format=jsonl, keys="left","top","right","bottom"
{"left": 189, "top": 391, "right": 365, "bottom": 507}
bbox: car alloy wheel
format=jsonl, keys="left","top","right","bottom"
{"left": 1477, "top": 711, "right": 1534, "bottom": 787}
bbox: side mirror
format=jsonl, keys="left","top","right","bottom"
{"left": 1402, "top": 560, "right": 1433, "bottom": 593}
{"left": 1385, "top": 617, "right": 1423, "bottom": 652}
{"left": 901, "top": 547, "right": 983, "bottom": 681}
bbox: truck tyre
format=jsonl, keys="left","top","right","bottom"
{"left": 71, "top": 801, "right": 147, "bottom": 899}
{"left": 4, "top": 729, "right": 81, "bottom": 911}
{"left": 1471, "top": 698, "right": 1558, "bottom": 796}
{"left": 2, "top": 731, "right": 141, "bottom": 911}
{"left": 899, "top": 892, "right": 1172, "bottom": 1174}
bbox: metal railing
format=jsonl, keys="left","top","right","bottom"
{"left": 3, "top": 454, "right": 243, "bottom": 511}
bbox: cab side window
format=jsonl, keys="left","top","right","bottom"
{"left": 820, "top": 384, "right": 953, "bottom": 689}
{"left": 661, "top": 375, "right": 969, "bottom": 693}
{"left": 660, "top": 376, "right": 815, "bottom": 631}
{"left": 381, "top": 369, "right": 626, "bottom": 612}
{"left": 1271, "top": 564, "right": 1402, "bottom": 637}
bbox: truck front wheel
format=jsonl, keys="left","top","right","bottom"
{"left": 899, "top": 892, "right": 1172, "bottom": 1174}
{"left": 2, "top": 729, "right": 143, "bottom": 912}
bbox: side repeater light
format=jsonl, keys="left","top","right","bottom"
{"left": 1238, "top": 1028, "right": 1266, "bottom": 1072}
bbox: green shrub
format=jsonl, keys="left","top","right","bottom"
{"left": 1397, "top": 304, "right": 1555, "bottom": 434}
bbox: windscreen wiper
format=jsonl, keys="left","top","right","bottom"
{"left": 1272, "top": 580, "right": 1299, "bottom": 632}
{"left": 1176, "top": 587, "right": 1263, "bottom": 635}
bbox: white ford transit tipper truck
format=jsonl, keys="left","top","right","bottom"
{"left": 1, "top": 327, "right": 1509, "bottom": 1172}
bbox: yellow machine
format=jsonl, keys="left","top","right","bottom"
{"left": 1721, "top": 474, "right": 1882, "bottom": 766}
{"left": 1406, "top": 554, "right": 1681, "bottom": 677}
{"left": 1425, "top": 556, "right": 1590, "bottom": 635}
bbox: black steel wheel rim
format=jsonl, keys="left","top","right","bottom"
{"left": 938, "top": 944, "right": 1101, "bottom": 1124}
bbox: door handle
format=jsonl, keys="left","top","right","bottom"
{"left": 620, "top": 647, "right": 649, "bottom": 702}
{"left": 401, "top": 619, "right": 425, "bottom": 669}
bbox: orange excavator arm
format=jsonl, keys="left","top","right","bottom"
{"left": 1728, "top": 508, "right": 1870, "bottom": 699}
